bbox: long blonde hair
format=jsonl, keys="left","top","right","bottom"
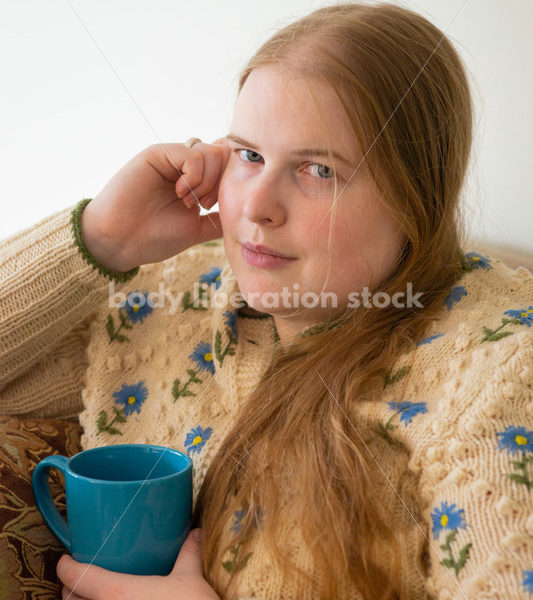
{"left": 193, "top": 3, "right": 473, "bottom": 598}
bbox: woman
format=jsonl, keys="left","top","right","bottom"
{"left": 1, "top": 2, "right": 532, "bottom": 599}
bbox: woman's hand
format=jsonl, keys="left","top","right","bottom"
{"left": 57, "top": 528, "right": 220, "bottom": 600}
{"left": 81, "top": 138, "right": 230, "bottom": 272}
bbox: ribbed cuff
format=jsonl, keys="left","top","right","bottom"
{"left": 70, "top": 198, "right": 140, "bottom": 283}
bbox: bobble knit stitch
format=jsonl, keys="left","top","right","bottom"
{"left": 1, "top": 204, "right": 533, "bottom": 598}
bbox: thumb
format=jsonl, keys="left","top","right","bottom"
{"left": 170, "top": 528, "right": 203, "bottom": 577}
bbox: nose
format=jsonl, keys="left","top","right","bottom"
{"left": 242, "top": 169, "right": 287, "bottom": 226}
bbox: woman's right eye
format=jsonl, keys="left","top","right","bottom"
{"left": 236, "top": 149, "right": 263, "bottom": 163}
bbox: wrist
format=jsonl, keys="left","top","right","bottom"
{"left": 81, "top": 201, "right": 133, "bottom": 273}
{"left": 70, "top": 198, "right": 140, "bottom": 283}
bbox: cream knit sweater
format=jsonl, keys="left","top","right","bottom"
{"left": 1, "top": 201, "right": 533, "bottom": 599}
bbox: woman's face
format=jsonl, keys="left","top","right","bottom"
{"left": 218, "top": 66, "right": 406, "bottom": 344}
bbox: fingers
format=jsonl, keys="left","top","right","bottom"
{"left": 175, "top": 148, "right": 205, "bottom": 200}
{"left": 57, "top": 555, "right": 93, "bottom": 599}
{"left": 210, "top": 136, "right": 231, "bottom": 171}
{"left": 208, "top": 137, "right": 231, "bottom": 201}
{"left": 177, "top": 141, "right": 228, "bottom": 208}
{"left": 142, "top": 140, "right": 227, "bottom": 210}
{"left": 169, "top": 529, "right": 204, "bottom": 578}
{"left": 61, "top": 585, "right": 85, "bottom": 600}
{"left": 57, "top": 554, "right": 116, "bottom": 599}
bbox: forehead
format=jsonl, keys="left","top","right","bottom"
{"left": 231, "top": 66, "right": 359, "bottom": 156}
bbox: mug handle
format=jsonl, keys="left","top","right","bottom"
{"left": 32, "top": 455, "right": 71, "bottom": 552}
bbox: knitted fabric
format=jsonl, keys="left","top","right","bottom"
{"left": 0, "top": 203, "right": 136, "bottom": 420}
{"left": 70, "top": 198, "right": 140, "bottom": 284}
{"left": 1, "top": 202, "right": 533, "bottom": 598}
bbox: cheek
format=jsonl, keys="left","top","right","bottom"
{"left": 335, "top": 198, "right": 387, "bottom": 247}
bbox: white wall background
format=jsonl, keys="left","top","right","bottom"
{"left": 1, "top": 0, "right": 532, "bottom": 251}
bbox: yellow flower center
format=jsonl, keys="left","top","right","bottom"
{"left": 471, "top": 256, "right": 480, "bottom": 261}
{"left": 440, "top": 514, "right": 448, "bottom": 527}
{"left": 521, "top": 312, "right": 528, "bottom": 318}
{"left": 132, "top": 304, "right": 140, "bottom": 312}
{"left": 193, "top": 435, "right": 203, "bottom": 446}
{"left": 128, "top": 396, "right": 136, "bottom": 405}
{"left": 204, "top": 352, "right": 213, "bottom": 362}
{"left": 515, "top": 435, "right": 527, "bottom": 446}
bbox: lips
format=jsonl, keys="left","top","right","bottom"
{"left": 241, "top": 242, "right": 295, "bottom": 259}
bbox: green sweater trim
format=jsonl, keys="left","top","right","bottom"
{"left": 70, "top": 198, "right": 140, "bottom": 284}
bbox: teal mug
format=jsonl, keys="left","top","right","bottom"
{"left": 32, "top": 443, "right": 193, "bottom": 575}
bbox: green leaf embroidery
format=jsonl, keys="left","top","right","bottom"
{"left": 506, "top": 473, "right": 533, "bottom": 488}
{"left": 222, "top": 544, "right": 252, "bottom": 574}
{"left": 441, "top": 558, "right": 454, "bottom": 568}
{"left": 374, "top": 420, "right": 407, "bottom": 450}
{"left": 106, "top": 426, "right": 123, "bottom": 435}
{"left": 106, "top": 315, "right": 115, "bottom": 338}
{"left": 504, "top": 454, "right": 533, "bottom": 489}
{"left": 439, "top": 530, "right": 471, "bottom": 576}
{"left": 181, "top": 289, "right": 209, "bottom": 312}
{"left": 96, "top": 410, "right": 107, "bottom": 430}
{"left": 214, "top": 328, "right": 237, "bottom": 367}
{"left": 481, "top": 317, "right": 522, "bottom": 343}
{"left": 96, "top": 406, "right": 126, "bottom": 436}
{"left": 460, "top": 256, "right": 473, "bottom": 274}
{"left": 106, "top": 311, "right": 133, "bottom": 343}
{"left": 456, "top": 543, "right": 472, "bottom": 573}
{"left": 446, "top": 530, "right": 457, "bottom": 544}
{"left": 383, "top": 365, "right": 411, "bottom": 388}
{"left": 172, "top": 369, "right": 202, "bottom": 402}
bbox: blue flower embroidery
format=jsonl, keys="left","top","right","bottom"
{"left": 199, "top": 266, "right": 222, "bottom": 290}
{"left": 497, "top": 425, "right": 533, "bottom": 455}
{"left": 184, "top": 425, "right": 213, "bottom": 456}
{"left": 120, "top": 291, "right": 153, "bottom": 323}
{"left": 223, "top": 309, "right": 239, "bottom": 340}
{"left": 189, "top": 341, "right": 215, "bottom": 375}
{"left": 417, "top": 333, "right": 444, "bottom": 346}
{"left": 230, "top": 509, "right": 245, "bottom": 536}
{"left": 503, "top": 306, "right": 533, "bottom": 328}
{"left": 444, "top": 285, "right": 467, "bottom": 310}
{"left": 387, "top": 401, "right": 428, "bottom": 425}
{"left": 113, "top": 381, "right": 148, "bottom": 416}
{"left": 229, "top": 507, "right": 264, "bottom": 537}
{"left": 431, "top": 502, "right": 466, "bottom": 539}
{"left": 431, "top": 501, "right": 471, "bottom": 576}
{"left": 497, "top": 426, "right": 533, "bottom": 489}
{"left": 523, "top": 569, "right": 533, "bottom": 594}
{"left": 464, "top": 251, "right": 492, "bottom": 270}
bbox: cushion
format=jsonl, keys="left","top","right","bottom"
{"left": 0, "top": 415, "right": 82, "bottom": 600}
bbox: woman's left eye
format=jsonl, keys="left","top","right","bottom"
{"left": 305, "top": 163, "right": 334, "bottom": 180}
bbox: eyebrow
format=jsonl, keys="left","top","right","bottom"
{"left": 225, "top": 134, "right": 353, "bottom": 167}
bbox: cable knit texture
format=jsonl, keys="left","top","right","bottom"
{"left": 1, "top": 202, "right": 533, "bottom": 598}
